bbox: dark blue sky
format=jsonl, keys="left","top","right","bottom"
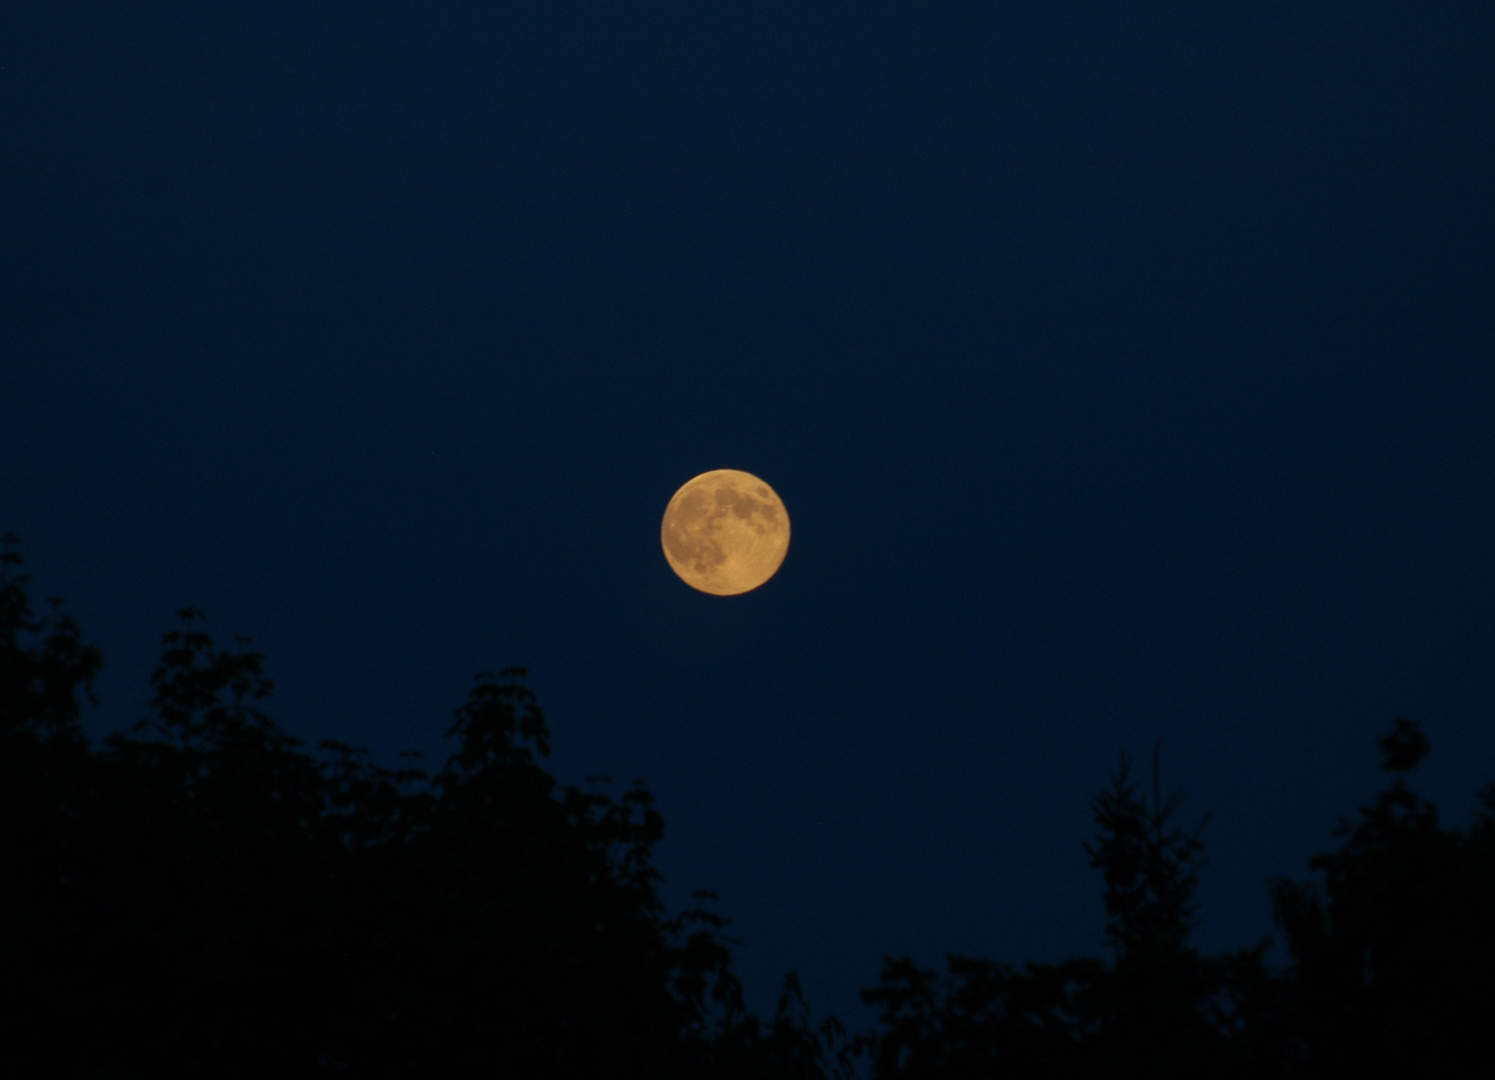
{"left": 4, "top": 0, "right": 1493, "bottom": 1042}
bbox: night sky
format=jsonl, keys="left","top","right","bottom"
{"left": 3, "top": 1, "right": 1493, "bottom": 1042}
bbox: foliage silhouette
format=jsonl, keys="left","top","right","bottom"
{"left": 1, "top": 532, "right": 107, "bottom": 1069}
{"left": 0, "top": 536, "right": 856, "bottom": 1078}
{"left": 851, "top": 743, "right": 1276, "bottom": 1079}
{"left": 7, "top": 533, "right": 1495, "bottom": 1078}
{"left": 853, "top": 721, "right": 1495, "bottom": 1079}
{"left": 1270, "top": 716, "right": 1495, "bottom": 1078}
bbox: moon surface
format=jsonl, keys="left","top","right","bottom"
{"left": 661, "top": 469, "right": 790, "bottom": 596}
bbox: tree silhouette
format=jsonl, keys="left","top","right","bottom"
{"left": 1270, "top": 717, "right": 1495, "bottom": 1078}
{"left": 10, "top": 531, "right": 1495, "bottom": 1078}
{"left": 0, "top": 532, "right": 106, "bottom": 1071}
{"left": 1079, "top": 743, "right": 1281, "bottom": 1078}
{"left": 0, "top": 535, "right": 855, "bottom": 1078}
{"left": 852, "top": 744, "right": 1275, "bottom": 1079}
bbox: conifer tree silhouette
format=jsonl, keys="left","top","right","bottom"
{"left": 853, "top": 743, "right": 1272, "bottom": 1079}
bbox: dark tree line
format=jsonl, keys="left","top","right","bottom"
{"left": 0, "top": 535, "right": 849, "bottom": 1078}
{"left": 849, "top": 725, "right": 1495, "bottom": 1078}
{"left": 4, "top": 533, "right": 1493, "bottom": 1077}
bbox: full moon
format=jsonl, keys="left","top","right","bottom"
{"left": 661, "top": 469, "right": 790, "bottom": 596}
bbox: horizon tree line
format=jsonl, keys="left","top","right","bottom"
{"left": 3, "top": 532, "right": 1491, "bottom": 1077}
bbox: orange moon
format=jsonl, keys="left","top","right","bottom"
{"left": 661, "top": 469, "right": 790, "bottom": 596}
